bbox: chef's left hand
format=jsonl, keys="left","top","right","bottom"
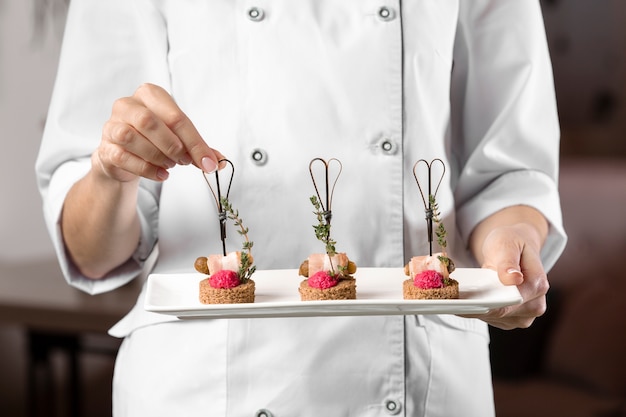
{"left": 464, "top": 206, "right": 549, "bottom": 330}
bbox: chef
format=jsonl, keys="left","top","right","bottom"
{"left": 36, "top": 0, "right": 566, "bottom": 416}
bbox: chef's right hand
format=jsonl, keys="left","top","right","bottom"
{"left": 95, "top": 83, "right": 224, "bottom": 183}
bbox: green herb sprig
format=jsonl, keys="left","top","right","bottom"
{"left": 310, "top": 195, "right": 346, "bottom": 275}
{"left": 310, "top": 195, "right": 336, "bottom": 256}
{"left": 429, "top": 194, "right": 455, "bottom": 275}
{"left": 221, "top": 197, "right": 256, "bottom": 282}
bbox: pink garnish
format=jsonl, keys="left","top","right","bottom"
{"left": 209, "top": 269, "right": 241, "bottom": 289}
{"left": 308, "top": 271, "right": 339, "bottom": 289}
{"left": 414, "top": 270, "right": 444, "bottom": 289}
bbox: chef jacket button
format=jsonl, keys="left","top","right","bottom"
{"left": 379, "top": 137, "right": 399, "bottom": 155}
{"left": 384, "top": 399, "right": 402, "bottom": 415}
{"left": 250, "top": 148, "right": 268, "bottom": 166}
{"left": 247, "top": 7, "right": 265, "bottom": 21}
{"left": 254, "top": 409, "right": 274, "bottom": 417}
{"left": 377, "top": 6, "right": 396, "bottom": 21}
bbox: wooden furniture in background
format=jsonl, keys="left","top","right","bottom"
{"left": 0, "top": 259, "right": 142, "bottom": 417}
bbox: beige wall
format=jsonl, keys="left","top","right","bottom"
{"left": 0, "top": 0, "right": 67, "bottom": 262}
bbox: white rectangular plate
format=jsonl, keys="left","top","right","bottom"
{"left": 144, "top": 267, "right": 522, "bottom": 319}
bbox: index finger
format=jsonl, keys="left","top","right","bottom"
{"left": 133, "top": 83, "right": 221, "bottom": 173}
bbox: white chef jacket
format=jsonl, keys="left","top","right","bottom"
{"left": 36, "top": 0, "right": 567, "bottom": 416}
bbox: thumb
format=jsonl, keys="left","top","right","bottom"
{"left": 483, "top": 259, "right": 524, "bottom": 286}
{"left": 496, "top": 264, "right": 524, "bottom": 286}
{"left": 481, "top": 240, "right": 524, "bottom": 286}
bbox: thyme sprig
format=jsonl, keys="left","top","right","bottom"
{"left": 221, "top": 197, "right": 256, "bottom": 282}
{"left": 310, "top": 195, "right": 344, "bottom": 275}
{"left": 429, "top": 194, "right": 455, "bottom": 275}
{"left": 311, "top": 196, "right": 336, "bottom": 256}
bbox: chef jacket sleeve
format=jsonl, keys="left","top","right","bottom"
{"left": 450, "top": 0, "right": 567, "bottom": 271}
{"left": 35, "top": 0, "right": 169, "bottom": 294}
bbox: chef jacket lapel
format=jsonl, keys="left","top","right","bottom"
{"left": 224, "top": 3, "right": 408, "bottom": 415}
{"left": 233, "top": 0, "right": 406, "bottom": 271}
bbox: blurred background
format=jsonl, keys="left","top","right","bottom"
{"left": 1, "top": 0, "right": 625, "bottom": 416}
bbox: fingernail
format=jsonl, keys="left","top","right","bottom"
{"left": 164, "top": 158, "right": 176, "bottom": 169}
{"left": 179, "top": 153, "right": 192, "bottom": 165}
{"left": 202, "top": 156, "right": 217, "bottom": 173}
{"left": 156, "top": 168, "right": 169, "bottom": 181}
{"left": 507, "top": 268, "right": 523, "bottom": 277}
